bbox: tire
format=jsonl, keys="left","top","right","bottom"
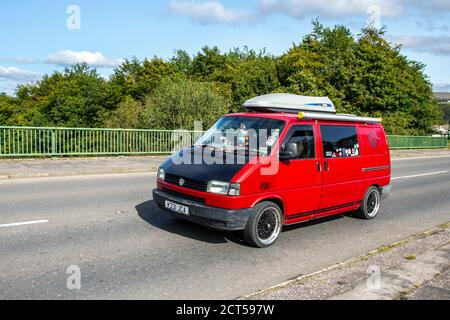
{"left": 243, "top": 201, "right": 283, "bottom": 248}
{"left": 356, "top": 186, "right": 381, "bottom": 219}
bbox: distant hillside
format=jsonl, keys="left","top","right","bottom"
{"left": 434, "top": 92, "right": 450, "bottom": 101}
{"left": 433, "top": 92, "right": 450, "bottom": 124}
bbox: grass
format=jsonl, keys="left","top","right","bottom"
{"left": 398, "top": 284, "right": 420, "bottom": 299}
{"left": 405, "top": 255, "right": 417, "bottom": 260}
{"left": 439, "top": 222, "right": 450, "bottom": 229}
{"left": 377, "top": 244, "right": 399, "bottom": 253}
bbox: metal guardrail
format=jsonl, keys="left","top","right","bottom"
{"left": 0, "top": 126, "right": 448, "bottom": 157}
{"left": 0, "top": 126, "right": 203, "bottom": 157}
{"left": 387, "top": 135, "right": 448, "bottom": 150}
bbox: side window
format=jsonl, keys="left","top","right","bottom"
{"left": 286, "top": 125, "right": 315, "bottom": 159}
{"left": 320, "top": 125, "right": 359, "bottom": 158}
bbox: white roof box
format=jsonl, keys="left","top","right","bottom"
{"left": 243, "top": 93, "right": 336, "bottom": 114}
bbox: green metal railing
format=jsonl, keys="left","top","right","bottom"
{"left": 0, "top": 126, "right": 448, "bottom": 157}
{"left": 0, "top": 126, "right": 203, "bottom": 157}
{"left": 387, "top": 135, "right": 448, "bottom": 150}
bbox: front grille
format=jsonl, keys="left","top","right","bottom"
{"left": 163, "top": 188, "right": 205, "bottom": 204}
{"left": 164, "top": 173, "right": 208, "bottom": 192}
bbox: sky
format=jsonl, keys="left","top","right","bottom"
{"left": 1, "top": 0, "right": 450, "bottom": 95}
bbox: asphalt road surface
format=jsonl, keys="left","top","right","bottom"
{"left": 0, "top": 156, "right": 449, "bottom": 299}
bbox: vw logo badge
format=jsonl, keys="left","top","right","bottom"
{"left": 179, "top": 178, "right": 185, "bottom": 186}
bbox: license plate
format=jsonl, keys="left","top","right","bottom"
{"left": 165, "top": 200, "right": 189, "bottom": 215}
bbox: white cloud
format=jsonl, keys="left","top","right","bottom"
{"left": 46, "top": 50, "right": 123, "bottom": 67}
{"left": 167, "top": 0, "right": 450, "bottom": 25}
{"left": 258, "top": 0, "right": 404, "bottom": 19}
{"left": 258, "top": 0, "right": 450, "bottom": 20}
{"left": 168, "top": 0, "right": 254, "bottom": 24}
{"left": 390, "top": 35, "right": 450, "bottom": 56}
{"left": 0, "top": 66, "right": 42, "bottom": 81}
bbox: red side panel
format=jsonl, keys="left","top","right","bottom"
{"left": 358, "top": 124, "right": 391, "bottom": 189}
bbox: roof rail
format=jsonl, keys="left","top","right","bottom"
{"left": 298, "top": 112, "right": 381, "bottom": 123}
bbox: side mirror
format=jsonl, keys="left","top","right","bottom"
{"left": 279, "top": 151, "right": 294, "bottom": 161}
{"left": 279, "top": 142, "right": 298, "bottom": 161}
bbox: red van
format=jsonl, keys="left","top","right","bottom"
{"left": 153, "top": 94, "right": 391, "bottom": 247}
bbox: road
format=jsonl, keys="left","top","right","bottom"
{"left": 0, "top": 156, "right": 449, "bottom": 299}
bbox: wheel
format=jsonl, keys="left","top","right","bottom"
{"left": 243, "top": 201, "right": 283, "bottom": 248}
{"left": 356, "top": 186, "right": 381, "bottom": 219}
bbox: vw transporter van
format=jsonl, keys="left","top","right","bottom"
{"left": 153, "top": 94, "right": 391, "bottom": 247}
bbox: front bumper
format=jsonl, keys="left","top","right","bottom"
{"left": 381, "top": 184, "right": 392, "bottom": 200}
{"left": 153, "top": 189, "right": 251, "bottom": 231}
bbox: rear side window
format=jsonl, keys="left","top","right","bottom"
{"left": 286, "top": 125, "right": 315, "bottom": 159}
{"left": 320, "top": 125, "right": 359, "bottom": 158}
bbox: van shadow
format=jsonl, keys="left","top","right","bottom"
{"left": 135, "top": 200, "right": 245, "bottom": 245}
{"left": 136, "top": 200, "right": 355, "bottom": 246}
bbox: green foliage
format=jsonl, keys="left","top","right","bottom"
{"left": 102, "top": 96, "right": 144, "bottom": 129}
{"left": 110, "top": 57, "right": 174, "bottom": 101}
{"left": 140, "top": 76, "right": 232, "bottom": 130}
{"left": 0, "top": 94, "right": 19, "bottom": 125}
{"left": 0, "top": 21, "right": 443, "bottom": 135}
{"left": 438, "top": 103, "right": 450, "bottom": 124}
{"left": 222, "top": 47, "right": 280, "bottom": 111}
{"left": 12, "top": 63, "right": 118, "bottom": 127}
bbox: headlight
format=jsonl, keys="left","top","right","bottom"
{"left": 207, "top": 181, "right": 240, "bottom": 196}
{"left": 157, "top": 167, "right": 165, "bottom": 180}
{"left": 207, "top": 180, "right": 229, "bottom": 195}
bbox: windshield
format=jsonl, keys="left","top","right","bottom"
{"left": 195, "top": 116, "right": 285, "bottom": 156}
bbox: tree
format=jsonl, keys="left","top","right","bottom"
{"left": 15, "top": 63, "right": 116, "bottom": 127}
{"left": 190, "top": 46, "right": 227, "bottom": 80}
{"left": 221, "top": 47, "right": 280, "bottom": 111}
{"left": 140, "top": 76, "right": 232, "bottom": 130}
{"left": 170, "top": 50, "right": 193, "bottom": 74}
{"left": 102, "top": 96, "right": 144, "bottom": 129}
{"left": 278, "top": 21, "right": 442, "bottom": 134}
{"left": 110, "top": 57, "right": 174, "bottom": 101}
{"left": 0, "top": 94, "right": 19, "bottom": 125}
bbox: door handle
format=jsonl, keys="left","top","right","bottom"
{"left": 324, "top": 160, "right": 329, "bottom": 172}
{"left": 317, "top": 161, "right": 321, "bottom": 172}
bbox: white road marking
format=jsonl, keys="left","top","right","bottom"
{"left": 0, "top": 220, "right": 48, "bottom": 228}
{"left": 392, "top": 171, "right": 449, "bottom": 180}
{"left": 392, "top": 155, "right": 450, "bottom": 161}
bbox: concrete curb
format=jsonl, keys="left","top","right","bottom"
{"left": 329, "top": 243, "right": 450, "bottom": 300}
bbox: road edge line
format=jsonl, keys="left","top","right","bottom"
{"left": 392, "top": 155, "right": 450, "bottom": 161}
